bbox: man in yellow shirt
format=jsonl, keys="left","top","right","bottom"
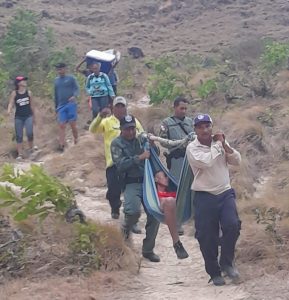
{"left": 89, "top": 96, "right": 143, "bottom": 221}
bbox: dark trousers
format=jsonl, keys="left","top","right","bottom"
{"left": 91, "top": 96, "right": 109, "bottom": 119}
{"left": 194, "top": 189, "right": 241, "bottom": 278}
{"left": 106, "top": 165, "right": 122, "bottom": 214}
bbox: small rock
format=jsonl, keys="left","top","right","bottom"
{"left": 41, "top": 10, "right": 51, "bottom": 19}
{"left": 0, "top": 1, "right": 14, "bottom": 8}
{"left": 243, "top": 21, "right": 249, "bottom": 28}
{"left": 128, "top": 47, "right": 144, "bottom": 59}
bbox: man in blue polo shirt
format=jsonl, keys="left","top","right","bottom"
{"left": 54, "top": 63, "right": 80, "bottom": 152}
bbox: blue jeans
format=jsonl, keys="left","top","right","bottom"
{"left": 91, "top": 96, "right": 109, "bottom": 119}
{"left": 193, "top": 189, "right": 241, "bottom": 278}
{"left": 15, "top": 116, "right": 34, "bottom": 143}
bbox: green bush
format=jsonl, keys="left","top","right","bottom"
{"left": 146, "top": 56, "right": 188, "bottom": 104}
{"left": 0, "top": 68, "right": 9, "bottom": 103}
{"left": 0, "top": 10, "right": 38, "bottom": 76}
{"left": 0, "top": 164, "right": 74, "bottom": 221}
{"left": 196, "top": 79, "right": 217, "bottom": 99}
{"left": 117, "top": 57, "right": 135, "bottom": 95}
{"left": 0, "top": 10, "right": 80, "bottom": 100}
{"left": 260, "top": 41, "right": 289, "bottom": 73}
{"left": 70, "top": 222, "right": 102, "bottom": 270}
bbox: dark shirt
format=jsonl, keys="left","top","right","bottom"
{"left": 14, "top": 90, "right": 32, "bottom": 118}
{"left": 54, "top": 75, "right": 80, "bottom": 110}
{"left": 111, "top": 135, "right": 145, "bottom": 178}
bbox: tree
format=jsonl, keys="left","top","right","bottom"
{"left": 1, "top": 10, "right": 38, "bottom": 76}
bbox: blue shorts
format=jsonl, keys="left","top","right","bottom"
{"left": 57, "top": 102, "right": 77, "bottom": 124}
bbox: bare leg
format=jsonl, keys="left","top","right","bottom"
{"left": 28, "top": 140, "right": 33, "bottom": 149}
{"left": 69, "top": 121, "right": 78, "bottom": 144}
{"left": 161, "top": 197, "right": 189, "bottom": 259}
{"left": 16, "top": 143, "right": 23, "bottom": 157}
{"left": 59, "top": 123, "right": 66, "bottom": 146}
{"left": 162, "top": 198, "right": 179, "bottom": 244}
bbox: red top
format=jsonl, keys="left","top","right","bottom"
{"left": 157, "top": 191, "right": 176, "bottom": 198}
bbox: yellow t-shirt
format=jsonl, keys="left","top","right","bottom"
{"left": 89, "top": 114, "right": 144, "bottom": 168}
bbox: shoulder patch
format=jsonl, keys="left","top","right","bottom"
{"left": 160, "top": 124, "right": 167, "bottom": 132}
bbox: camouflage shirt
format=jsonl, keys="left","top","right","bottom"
{"left": 159, "top": 116, "right": 194, "bottom": 152}
{"left": 111, "top": 135, "right": 145, "bottom": 178}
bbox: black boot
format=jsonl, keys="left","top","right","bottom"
{"left": 131, "top": 223, "right": 142, "bottom": 234}
{"left": 209, "top": 275, "right": 226, "bottom": 286}
{"left": 173, "top": 240, "right": 189, "bottom": 259}
{"left": 221, "top": 265, "right": 240, "bottom": 282}
{"left": 142, "top": 252, "right": 160, "bottom": 262}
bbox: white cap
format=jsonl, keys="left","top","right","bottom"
{"left": 113, "top": 96, "right": 127, "bottom": 106}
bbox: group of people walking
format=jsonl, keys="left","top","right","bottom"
{"left": 91, "top": 93, "right": 242, "bottom": 286}
{"left": 8, "top": 58, "right": 117, "bottom": 155}
{"left": 7, "top": 60, "right": 242, "bottom": 286}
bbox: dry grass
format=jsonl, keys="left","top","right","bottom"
{"left": 1, "top": 271, "right": 139, "bottom": 300}
{"left": 130, "top": 104, "right": 171, "bottom": 134}
{"left": 44, "top": 133, "right": 106, "bottom": 188}
{"left": 0, "top": 214, "right": 139, "bottom": 285}
{"left": 273, "top": 70, "right": 289, "bottom": 98}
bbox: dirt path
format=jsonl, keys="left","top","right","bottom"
{"left": 3, "top": 141, "right": 289, "bottom": 299}
{"left": 76, "top": 188, "right": 250, "bottom": 300}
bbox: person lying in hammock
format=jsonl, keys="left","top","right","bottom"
{"left": 155, "top": 171, "right": 189, "bottom": 259}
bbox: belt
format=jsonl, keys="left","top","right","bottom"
{"left": 125, "top": 177, "right": 144, "bottom": 184}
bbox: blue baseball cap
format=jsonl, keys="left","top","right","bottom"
{"left": 193, "top": 114, "right": 213, "bottom": 126}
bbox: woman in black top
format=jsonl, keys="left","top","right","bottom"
{"left": 7, "top": 76, "right": 36, "bottom": 159}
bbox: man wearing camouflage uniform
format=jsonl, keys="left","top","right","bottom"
{"left": 111, "top": 114, "right": 160, "bottom": 262}
{"left": 159, "top": 97, "right": 194, "bottom": 234}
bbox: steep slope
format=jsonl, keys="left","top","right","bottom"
{"left": 1, "top": 0, "right": 289, "bottom": 57}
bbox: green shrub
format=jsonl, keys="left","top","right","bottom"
{"left": 0, "top": 68, "right": 9, "bottom": 103}
{"left": 70, "top": 221, "right": 127, "bottom": 271}
{"left": 260, "top": 41, "right": 289, "bottom": 73}
{"left": 0, "top": 10, "right": 38, "bottom": 76}
{"left": 147, "top": 74, "right": 183, "bottom": 104}
{"left": 146, "top": 56, "right": 188, "bottom": 104}
{"left": 196, "top": 79, "right": 217, "bottom": 99}
{"left": 70, "top": 222, "right": 102, "bottom": 270}
{"left": 0, "top": 10, "right": 80, "bottom": 99}
{"left": 0, "top": 164, "right": 74, "bottom": 221}
{"left": 117, "top": 57, "right": 135, "bottom": 95}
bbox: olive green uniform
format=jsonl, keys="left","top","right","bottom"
{"left": 111, "top": 135, "right": 159, "bottom": 254}
{"left": 159, "top": 116, "right": 194, "bottom": 181}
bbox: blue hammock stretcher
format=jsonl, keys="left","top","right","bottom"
{"left": 143, "top": 147, "right": 194, "bottom": 224}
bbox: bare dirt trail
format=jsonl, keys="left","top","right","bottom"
{"left": 76, "top": 188, "right": 250, "bottom": 300}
